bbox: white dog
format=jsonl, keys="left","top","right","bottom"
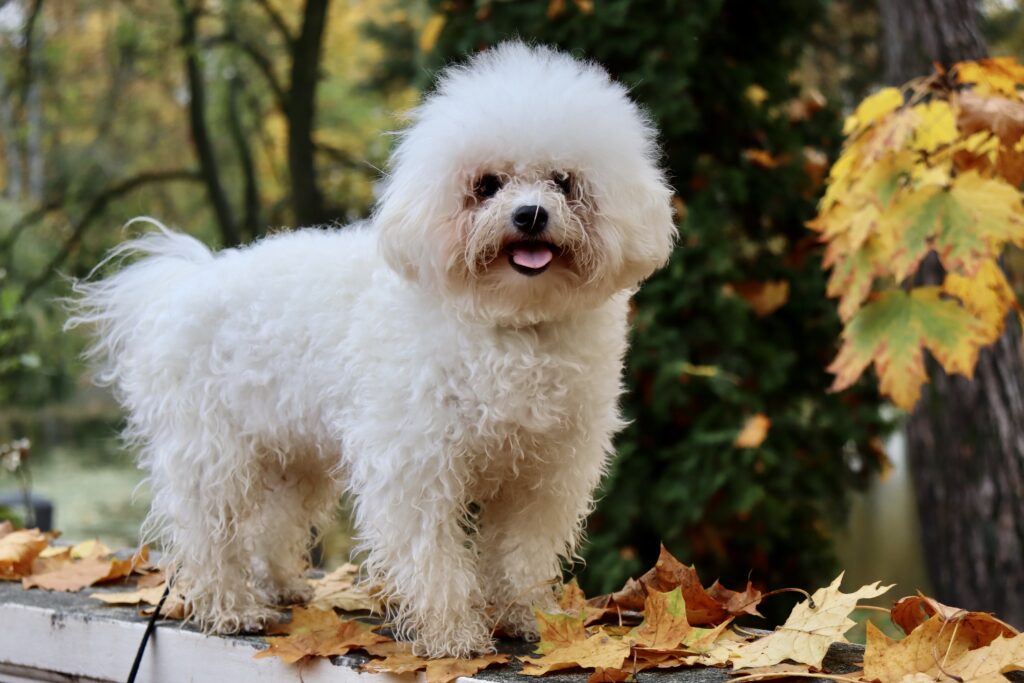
{"left": 67, "top": 42, "right": 675, "bottom": 658}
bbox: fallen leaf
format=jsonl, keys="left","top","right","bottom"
{"left": 628, "top": 588, "right": 695, "bottom": 650}
{"left": 362, "top": 643, "right": 509, "bottom": 683}
{"left": 891, "top": 592, "right": 1018, "bottom": 647}
{"left": 589, "top": 667, "right": 633, "bottom": 683}
{"left": 307, "top": 563, "right": 379, "bottom": 612}
{"left": 22, "top": 547, "right": 148, "bottom": 592}
{"left": 707, "top": 580, "right": 764, "bottom": 618}
{"left": 729, "top": 663, "right": 814, "bottom": 679}
{"left": 728, "top": 574, "right": 892, "bottom": 669}
{"left": 91, "top": 583, "right": 169, "bottom": 606}
{"left": 734, "top": 415, "right": 771, "bottom": 449}
{"left": 535, "top": 608, "right": 588, "bottom": 653}
{"left": 864, "top": 617, "right": 975, "bottom": 683}
{"left": 941, "top": 633, "right": 1024, "bottom": 683}
{"left": 256, "top": 607, "right": 390, "bottom": 663}
{"left": 0, "top": 528, "right": 49, "bottom": 580}
{"left": 520, "top": 631, "right": 632, "bottom": 675}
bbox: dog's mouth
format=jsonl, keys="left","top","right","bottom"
{"left": 506, "top": 241, "right": 560, "bottom": 276}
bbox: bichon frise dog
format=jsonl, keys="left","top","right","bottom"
{"left": 67, "top": 42, "right": 675, "bottom": 658}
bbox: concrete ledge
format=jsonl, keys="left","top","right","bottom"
{"left": 0, "top": 580, "right": 866, "bottom": 683}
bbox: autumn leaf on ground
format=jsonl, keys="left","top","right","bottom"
{"left": 588, "top": 667, "right": 632, "bottom": 683}
{"left": 557, "top": 580, "right": 610, "bottom": 626}
{"left": 864, "top": 616, "right": 976, "bottom": 683}
{"left": 939, "top": 633, "right": 1024, "bottom": 683}
{"left": 729, "top": 663, "right": 814, "bottom": 680}
{"left": 91, "top": 583, "right": 169, "bottom": 607}
{"left": 734, "top": 414, "right": 771, "bottom": 449}
{"left": 520, "top": 631, "right": 632, "bottom": 676}
{"left": 608, "top": 545, "right": 760, "bottom": 625}
{"left": 728, "top": 574, "right": 891, "bottom": 669}
{"left": 255, "top": 607, "right": 390, "bottom": 664}
{"left": 628, "top": 588, "right": 696, "bottom": 650}
{"left": 891, "top": 592, "right": 1018, "bottom": 647}
{"left": 535, "top": 608, "right": 588, "bottom": 653}
{"left": 22, "top": 546, "right": 149, "bottom": 592}
{"left": 361, "top": 641, "right": 509, "bottom": 683}
{"left": 307, "top": 563, "right": 380, "bottom": 612}
{"left": 0, "top": 527, "right": 48, "bottom": 580}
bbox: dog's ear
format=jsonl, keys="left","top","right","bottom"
{"left": 596, "top": 171, "right": 678, "bottom": 291}
{"left": 374, "top": 183, "right": 428, "bottom": 283}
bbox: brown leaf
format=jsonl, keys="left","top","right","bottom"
{"left": 707, "top": 580, "right": 764, "bottom": 618}
{"left": 864, "top": 617, "right": 974, "bottom": 683}
{"left": 0, "top": 528, "right": 48, "bottom": 580}
{"left": 729, "top": 663, "right": 814, "bottom": 679}
{"left": 892, "top": 592, "right": 1019, "bottom": 647}
{"left": 91, "top": 583, "right": 169, "bottom": 606}
{"left": 255, "top": 607, "right": 390, "bottom": 663}
{"left": 362, "top": 643, "right": 509, "bottom": 683}
{"left": 628, "top": 588, "right": 694, "bottom": 650}
{"left": 535, "top": 608, "right": 588, "bottom": 653}
{"left": 307, "top": 563, "right": 380, "bottom": 612}
{"left": 732, "top": 281, "right": 791, "bottom": 317}
{"left": 958, "top": 91, "right": 1024, "bottom": 145}
{"left": 734, "top": 415, "right": 771, "bottom": 449}
{"left": 22, "top": 546, "right": 149, "bottom": 592}
{"left": 942, "top": 633, "right": 1024, "bottom": 683}
{"left": 588, "top": 667, "right": 632, "bottom": 683}
{"left": 744, "top": 149, "right": 791, "bottom": 169}
{"left": 608, "top": 546, "right": 741, "bottom": 625}
{"left": 520, "top": 631, "right": 632, "bottom": 675}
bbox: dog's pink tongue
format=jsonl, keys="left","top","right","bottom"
{"left": 511, "top": 244, "right": 553, "bottom": 269}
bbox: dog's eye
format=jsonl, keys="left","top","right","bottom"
{"left": 474, "top": 174, "right": 503, "bottom": 199}
{"left": 553, "top": 173, "right": 572, "bottom": 195}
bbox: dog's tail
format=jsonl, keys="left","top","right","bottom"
{"left": 64, "top": 217, "right": 214, "bottom": 388}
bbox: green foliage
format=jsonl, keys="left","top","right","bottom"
{"left": 425, "top": 0, "right": 889, "bottom": 606}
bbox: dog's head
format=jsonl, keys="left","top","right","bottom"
{"left": 374, "top": 42, "right": 676, "bottom": 326}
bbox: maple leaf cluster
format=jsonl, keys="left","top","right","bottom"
{"left": 0, "top": 522, "right": 151, "bottom": 591}
{"left": 809, "top": 57, "right": 1024, "bottom": 409}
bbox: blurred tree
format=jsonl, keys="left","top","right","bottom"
{"left": 878, "top": 0, "right": 1024, "bottom": 628}
{"left": 422, "top": 0, "right": 889, "bottom": 607}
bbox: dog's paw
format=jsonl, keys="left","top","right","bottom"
{"left": 409, "top": 613, "right": 496, "bottom": 659}
{"left": 259, "top": 578, "right": 314, "bottom": 606}
{"left": 496, "top": 604, "right": 540, "bottom": 642}
{"left": 204, "top": 606, "right": 282, "bottom": 635}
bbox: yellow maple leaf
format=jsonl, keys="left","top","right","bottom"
{"left": 520, "top": 631, "right": 631, "bottom": 675}
{"left": 944, "top": 259, "right": 1018, "bottom": 346}
{"left": 628, "top": 588, "right": 696, "bottom": 651}
{"left": 843, "top": 87, "right": 904, "bottom": 136}
{"left": 362, "top": 643, "right": 509, "bottom": 683}
{"left": 911, "top": 100, "right": 958, "bottom": 152}
{"left": 534, "top": 608, "right": 588, "bottom": 653}
{"left": 956, "top": 57, "right": 1024, "bottom": 97}
{"left": 256, "top": 607, "right": 390, "bottom": 663}
{"left": 0, "top": 528, "right": 49, "bottom": 580}
{"left": 829, "top": 288, "right": 991, "bottom": 409}
{"left": 864, "top": 617, "right": 973, "bottom": 683}
{"left": 728, "top": 574, "right": 891, "bottom": 669}
{"left": 941, "top": 633, "right": 1024, "bottom": 683}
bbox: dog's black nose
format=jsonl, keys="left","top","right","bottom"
{"left": 512, "top": 205, "right": 548, "bottom": 235}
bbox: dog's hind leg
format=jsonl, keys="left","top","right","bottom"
{"left": 248, "top": 450, "right": 342, "bottom": 607}
{"left": 143, "top": 433, "right": 283, "bottom": 634}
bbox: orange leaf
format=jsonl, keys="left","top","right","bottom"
{"left": 891, "top": 592, "right": 1018, "bottom": 646}
{"left": 520, "top": 631, "right": 631, "bottom": 675}
{"left": 589, "top": 668, "right": 632, "bottom": 683}
{"left": 629, "top": 588, "right": 694, "bottom": 650}
{"left": 734, "top": 414, "right": 771, "bottom": 449}
{"left": 256, "top": 607, "right": 390, "bottom": 663}
{"left": 362, "top": 643, "right": 509, "bottom": 683}
{"left": 0, "top": 528, "right": 48, "bottom": 580}
{"left": 732, "top": 281, "right": 790, "bottom": 317}
{"left": 864, "top": 617, "right": 973, "bottom": 683}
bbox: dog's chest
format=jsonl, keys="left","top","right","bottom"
{"left": 444, "top": 329, "right": 588, "bottom": 459}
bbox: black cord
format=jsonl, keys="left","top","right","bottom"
{"left": 126, "top": 582, "right": 171, "bottom": 683}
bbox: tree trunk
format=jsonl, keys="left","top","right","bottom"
{"left": 879, "top": 0, "right": 1024, "bottom": 627}
{"left": 0, "top": 75, "right": 22, "bottom": 200}
{"left": 175, "top": 0, "right": 240, "bottom": 247}
{"left": 287, "top": 0, "right": 328, "bottom": 227}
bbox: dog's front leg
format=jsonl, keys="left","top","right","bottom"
{"left": 477, "top": 437, "right": 608, "bottom": 640}
{"left": 349, "top": 452, "right": 492, "bottom": 658}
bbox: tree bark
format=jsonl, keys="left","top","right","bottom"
{"left": 175, "top": 0, "right": 240, "bottom": 247}
{"left": 879, "top": 0, "right": 1024, "bottom": 627}
{"left": 287, "top": 0, "right": 328, "bottom": 227}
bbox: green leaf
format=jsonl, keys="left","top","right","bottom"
{"left": 829, "top": 288, "right": 990, "bottom": 409}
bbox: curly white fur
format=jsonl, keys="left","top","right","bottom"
{"left": 65, "top": 42, "right": 675, "bottom": 657}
